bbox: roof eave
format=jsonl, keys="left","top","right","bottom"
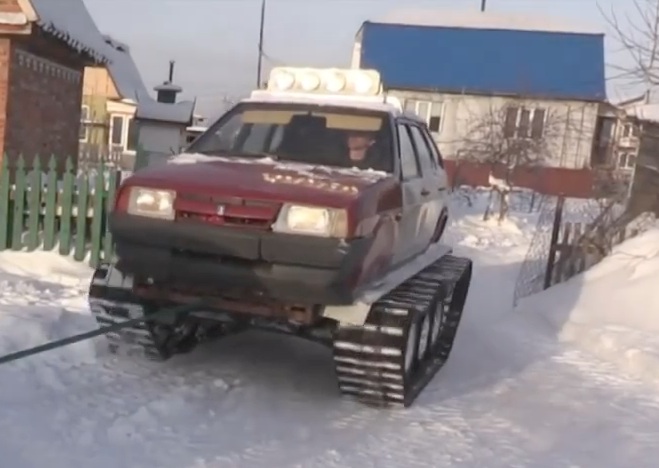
{"left": 37, "top": 21, "right": 110, "bottom": 64}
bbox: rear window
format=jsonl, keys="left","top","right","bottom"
{"left": 187, "top": 103, "right": 394, "bottom": 173}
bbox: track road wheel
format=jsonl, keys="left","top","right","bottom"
{"left": 332, "top": 254, "right": 473, "bottom": 408}
{"left": 88, "top": 263, "right": 182, "bottom": 361}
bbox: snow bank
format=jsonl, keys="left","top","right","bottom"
{"left": 518, "top": 224, "right": 659, "bottom": 385}
{"left": 0, "top": 251, "right": 96, "bottom": 372}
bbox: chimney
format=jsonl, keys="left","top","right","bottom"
{"left": 154, "top": 60, "right": 182, "bottom": 104}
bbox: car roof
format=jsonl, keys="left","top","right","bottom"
{"left": 241, "top": 90, "right": 426, "bottom": 124}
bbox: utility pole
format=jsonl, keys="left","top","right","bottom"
{"left": 256, "top": 0, "right": 266, "bottom": 88}
{"left": 480, "top": 0, "right": 486, "bottom": 11}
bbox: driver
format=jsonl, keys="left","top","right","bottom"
{"left": 346, "top": 130, "right": 376, "bottom": 164}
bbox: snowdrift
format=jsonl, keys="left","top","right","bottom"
{"left": 518, "top": 224, "right": 659, "bottom": 385}
{"left": 0, "top": 251, "right": 96, "bottom": 370}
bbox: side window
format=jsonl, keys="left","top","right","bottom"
{"left": 418, "top": 126, "right": 445, "bottom": 169}
{"left": 397, "top": 123, "right": 421, "bottom": 179}
{"left": 409, "top": 125, "right": 436, "bottom": 173}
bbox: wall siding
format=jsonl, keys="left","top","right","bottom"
{"left": 390, "top": 90, "right": 599, "bottom": 169}
{"left": 138, "top": 122, "right": 186, "bottom": 165}
{"left": 82, "top": 66, "right": 119, "bottom": 99}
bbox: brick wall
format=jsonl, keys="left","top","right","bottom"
{"left": 3, "top": 29, "right": 85, "bottom": 172}
{"left": 443, "top": 160, "right": 596, "bottom": 198}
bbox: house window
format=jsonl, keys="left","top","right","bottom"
{"left": 109, "top": 114, "right": 138, "bottom": 152}
{"left": 404, "top": 99, "right": 443, "bottom": 134}
{"left": 618, "top": 151, "right": 637, "bottom": 169}
{"left": 621, "top": 123, "right": 638, "bottom": 138}
{"left": 503, "top": 106, "right": 546, "bottom": 139}
{"left": 110, "top": 115, "right": 124, "bottom": 146}
{"left": 79, "top": 105, "right": 90, "bottom": 142}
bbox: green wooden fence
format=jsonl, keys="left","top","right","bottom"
{"left": 0, "top": 155, "right": 121, "bottom": 268}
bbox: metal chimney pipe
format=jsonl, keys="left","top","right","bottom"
{"left": 168, "top": 60, "right": 175, "bottom": 82}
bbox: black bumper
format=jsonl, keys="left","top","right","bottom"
{"left": 109, "top": 213, "right": 373, "bottom": 305}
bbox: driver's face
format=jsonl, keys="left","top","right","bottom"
{"left": 347, "top": 132, "right": 375, "bottom": 150}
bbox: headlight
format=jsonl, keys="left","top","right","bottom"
{"left": 127, "top": 187, "right": 176, "bottom": 220}
{"left": 272, "top": 204, "right": 348, "bottom": 238}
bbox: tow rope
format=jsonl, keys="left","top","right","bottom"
{"left": 0, "top": 302, "right": 201, "bottom": 366}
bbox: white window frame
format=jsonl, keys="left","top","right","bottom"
{"left": 79, "top": 105, "right": 90, "bottom": 143}
{"left": 617, "top": 150, "right": 637, "bottom": 170}
{"left": 109, "top": 113, "right": 137, "bottom": 154}
{"left": 505, "top": 107, "right": 546, "bottom": 139}
{"left": 620, "top": 122, "right": 638, "bottom": 138}
{"left": 405, "top": 99, "right": 444, "bottom": 134}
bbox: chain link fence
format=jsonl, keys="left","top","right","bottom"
{"left": 512, "top": 195, "right": 627, "bottom": 307}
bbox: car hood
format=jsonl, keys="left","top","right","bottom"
{"left": 125, "top": 153, "right": 392, "bottom": 206}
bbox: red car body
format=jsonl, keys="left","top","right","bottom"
{"left": 109, "top": 101, "right": 448, "bottom": 310}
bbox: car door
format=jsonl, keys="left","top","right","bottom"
{"left": 418, "top": 124, "right": 449, "bottom": 214}
{"left": 391, "top": 121, "right": 426, "bottom": 266}
{"left": 408, "top": 124, "right": 446, "bottom": 245}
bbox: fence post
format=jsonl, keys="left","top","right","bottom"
{"left": 26, "top": 156, "right": 41, "bottom": 251}
{"left": 11, "top": 155, "right": 26, "bottom": 250}
{"left": 543, "top": 194, "right": 565, "bottom": 289}
{"left": 73, "top": 171, "right": 90, "bottom": 261}
{"left": 0, "top": 155, "right": 9, "bottom": 250}
{"left": 103, "top": 167, "right": 119, "bottom": 263}
{"left": 89, "top": 165, "right": 105, "bottom": 267}
{"left": 42, "top": 156, "right": 58, "bottom": 251}
{"left": 59, "top": 157, "right": 75, "bottom": 256}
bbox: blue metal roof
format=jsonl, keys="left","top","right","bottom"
{"left": 359, "top": 22, "right": 606, "bottom": 101}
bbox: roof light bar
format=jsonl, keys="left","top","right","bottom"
{"left": 267, "top": 67, "right": 383, "bottom": 96}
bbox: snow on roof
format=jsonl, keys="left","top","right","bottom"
{"left": 518, "top": 219, "right": 659, "bottom": 384}
{"left": 626, "top": 103, "right": 659, "bottom": 123}
{"left": 373, "top": 9, "right": 604, "bottom": 35}
{"left": 242, "top": 90, "right": 413, "bottom": 117}
{"left": 136, "top": 99, "right": 195, "bottom": 125}
{"left": 29, "top": 0, "right": 110, "bottom": 63}
{"left": 101, "top": 34, "right": 150, "bottom": 102}
{"left": 98, "top": 33, "right": 194, "bottom": 125}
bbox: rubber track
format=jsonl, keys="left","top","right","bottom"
{"left": 332, "top": 254, "right": 473, "bottom": 407}
{"left": 88, "top": 264, "right": 170, "bottom": 361}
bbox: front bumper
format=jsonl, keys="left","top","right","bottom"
{"left": 109, "top": 213, "right": 373, "bottom": 306}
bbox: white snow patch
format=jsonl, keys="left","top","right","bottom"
{"left": 519, "top": 223, "right": 659, "bottom": 385}
{"left": 167, "top": 152, "right": 276, "bottom": 165}
{"left": 1, "top": 189, "right": 659, "bottom": 466}
{"left": 166, "top": 152, "right": 389, "bottom": 180}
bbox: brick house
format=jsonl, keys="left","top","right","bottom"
{"left": 352, "top": 10, "right": 615, "bottom": 198}
{"left": 0, "top": 0, "right": 108, "bottom": 170}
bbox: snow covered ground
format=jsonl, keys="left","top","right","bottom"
{"left": 1, "top": 192, "right": 659, "bottom": 467}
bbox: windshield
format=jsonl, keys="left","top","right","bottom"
{"left": 187, "top": 103, "right": 394, "bottom": 173}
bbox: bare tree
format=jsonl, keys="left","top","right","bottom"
{"left": 600, "top": 0, "right": 659, "bottom": 98}
{"left": 457, "top": 102, "right": 570, "bottom": 221}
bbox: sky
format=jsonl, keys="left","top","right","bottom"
{"left": 83, "top": 0, "right": 636, "bottom": 117}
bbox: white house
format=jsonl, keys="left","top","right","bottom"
{"left": 352, "top": 10, "right": 612, "bottom": 197}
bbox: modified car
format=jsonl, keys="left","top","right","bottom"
{"left": 88, "top": 67, "right": 473, "bottom": 407}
